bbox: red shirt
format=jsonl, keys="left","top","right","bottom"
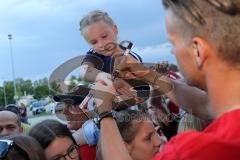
{"left": 152, "top": 109, "right": 240, "bottom": 160}
{"left": 79, "top": 145, "right": 96, "bottom": 160}
{"left": 167, "top": 101, "right": 179, "bottom": 114}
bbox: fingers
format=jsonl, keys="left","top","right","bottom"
{"left": 95, "top": 72, "right": 113, "bottom": 85}
{"left": 113, "top": 78, "right": 137, "bottom": 97}
{"left": 155, "top": 61, "right": 170, "bottom": 74}
{"left": 125, "top": 72, "right": 136, "bottom": 79}
{"left": 117, "top": 88, "right": 135, "bottom": 98}
{"left": 113, "top": 52, "right": 149, "bottom": 80}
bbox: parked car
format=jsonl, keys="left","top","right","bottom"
{"left": 29, "top": 100, "right": 38, "bottom": 111}
{"left": 44, "top": 102, "right": 57, "bottom": 114}
{"left": 31, "top": 102, "right": 46, "bottom": 115}
{"left": 53, "top": 102, "right": 64, "bottom": 114}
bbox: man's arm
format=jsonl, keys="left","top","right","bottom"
{"left": 114, "top": 57, "right": 214, "bottom": 121}
{"left": 90, "top": 76, "right": 133, "bottom": 160}
{"left": 146, "top": 70, "right": 214, "bottom": 121}
{"left": 166, "top": 79, "right": 214, "bottom": 121}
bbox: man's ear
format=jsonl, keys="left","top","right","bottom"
{"left": 192, "top": 37, "right": 208, "bottom": 68}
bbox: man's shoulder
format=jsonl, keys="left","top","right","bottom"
{"left": 154, "top": 130, "right": 240, "bottom": 160}
{"left": 152, "top": 109, "right": 240, "bottom": 160}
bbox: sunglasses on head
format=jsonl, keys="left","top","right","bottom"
{"left": 0, "top": 140, "right": 13, "bottom": 159}
{"left": 0, "top": 139, "right": 28, "bottom": 159}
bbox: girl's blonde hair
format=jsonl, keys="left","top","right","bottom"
{"left": 80, "top": 10, "right": 116, "bottom": 36}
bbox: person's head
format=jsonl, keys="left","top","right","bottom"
{"left": 20, "top": 103, "right": 25, "bottom": 108}
{"left": 63, "top": 103, "right": 86, "bottom": 130}
{"left": 0, "top": 135, "right": 46, "bottom": 160}
{"left": 29, "top": 120, "right": 79, "bottom": 160}
{"left": 5, "top": 104, "right": 21, "bottom": 117}
{"left": 80, "top": 10, "right": 119, "bottom": 56}
{"left": 162, "top": 0, "right": 240, "bottom": 89}
{"left": 54, "top": 85, "right": 91, "bottom": 130}
{"left": 116, "top": 110, "right": 166, "bottom": 160}
{"left": 19, "top": 103, "right": 26, "bottom": 114}
{"left": 0, "top": 110, "right": 23, "bottom": 137}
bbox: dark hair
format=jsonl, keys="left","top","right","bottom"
{"left": 5, "top": 104, "right": 21, "bottom": 116}
{"left": 29, "top": 120, "right": 76, "bottom": 149}
{"left": 1, "top": 135, "right": 46, "bottom": 160}
{"left": 162, "top": 0, "right": 240, "bottom": 66}
{"left": 116, "top": 110, "right": 150, "bottom": 143}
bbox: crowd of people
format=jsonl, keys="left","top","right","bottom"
{"left": 1, "top": 0, "right": 240, "bottom": 159}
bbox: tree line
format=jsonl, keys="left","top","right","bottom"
{"left": 0, "top": 75, "right": 84, "bottom": 107}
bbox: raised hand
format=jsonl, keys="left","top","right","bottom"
{"left": 113, "top": 54, "right": 150, "bottom": 79}
{"left": 90, "top": 75, "right": 116, "bottom": 114}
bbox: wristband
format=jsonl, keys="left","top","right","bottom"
{"left": 94, "top": 111, "right": 117, "bottom": 129}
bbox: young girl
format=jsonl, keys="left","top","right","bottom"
{"left": 78, "top": 10, "right": 146, "bottom": 110}
{"left": 79, "top": 10, "right": 142, "bottom": 82}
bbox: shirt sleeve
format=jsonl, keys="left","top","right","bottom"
{"left": 82, "top": 120, "right": 100, "bottom": 146}
{"left": 82, "top": 50, "right": 104, "bottom": 70}
{"left": 129, "top": 51, "right": 143, "bottom": 63}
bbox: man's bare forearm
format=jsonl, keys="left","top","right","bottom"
{"left": 166, "top": 79, "right": 215, "bottom": 121}
{"left": 144, "top": 70, "right": 214, "bottom": 121}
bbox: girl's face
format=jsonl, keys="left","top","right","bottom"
{"left": 45, "top": 137, "right": 79, "bottom": 160}
{"left": 125, "top": 121, "right": 167, "bottom": 160}
{"left": 84, "top": 20, "right": 118, "bottom": 56}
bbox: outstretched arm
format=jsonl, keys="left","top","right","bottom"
{"left": 165, "top": 79, "right": 214, "bottom": 121}
{"left": 115, "top": 56, "right": 214, "bottom": 121}
{"left": 146, "top": 71, "right": 214, "bottom": 121}
{"left": 142, "top": 70, "right": 214, "bottom": 121}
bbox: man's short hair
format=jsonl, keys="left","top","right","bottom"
{"left": 0, "top": 105, "right": 22, "bottom": 127}
{"left": 162, "top": 0, "right": 240, "bottom": 66}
